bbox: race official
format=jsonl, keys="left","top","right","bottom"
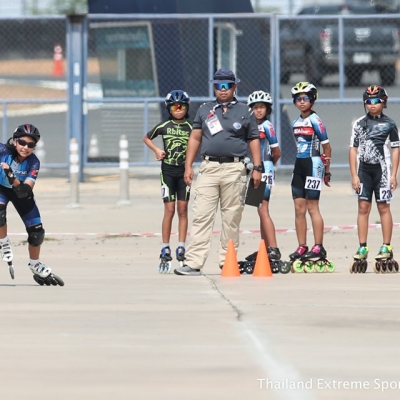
{"left": 174, "top": 68, "right": 262, "bottom": 275}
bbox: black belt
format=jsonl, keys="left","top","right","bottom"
{"left": 203, "top": 156, "right": 244, "bottom": 163}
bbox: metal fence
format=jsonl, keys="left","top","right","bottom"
{"left": 0, "top": 13, "right": 399, "bottom": 172}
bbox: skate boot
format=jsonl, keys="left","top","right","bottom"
{"left": 350, "top": 246, "right": 368, "bottom": 274}
{"left": 0, "top": 240, "right": 14, "bottom": 279}
{"left": 374, "top": 245, "right": 399, "bottom": 274}
{"left": 288, "top": 245, "right": 308, "bottom": 273}
{"left": 30, "top": 261, "right": 64, "bottom": 286}
{"left": 176, "top": 246, "right": 186, "bottom": 268}
{"left": 268, "top": 247, "right": 290, "bottom": 274}
{"left": 159, "top": 246, "right": 172, "bottom": 274}
{"left": 238, "top": 251, "right": 258, "bottom": 274}
{"left": 299, "top": 244, "right": 335, "bottom": 273}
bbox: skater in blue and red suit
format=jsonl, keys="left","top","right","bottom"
{"left": 289, "top": 82, "right": 332, "bottom": 265}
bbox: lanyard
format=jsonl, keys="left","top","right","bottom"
{"left": 207, "top": 101, "right": 237, "bottom": 118}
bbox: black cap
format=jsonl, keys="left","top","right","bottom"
{"left": 210, "top": 68, "right": 240, "bottom": 84}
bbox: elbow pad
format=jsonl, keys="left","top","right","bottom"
{"left": 13, "top": 183, "right": 33, "bottom": 199}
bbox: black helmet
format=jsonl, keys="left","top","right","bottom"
{"left": 13, "top": 124, "right": 40, "bottom": 143}
{"left": 165, "top": 90, "right": 190, "bottom": 117}
{"left": 363, "top": 85, "right": 388, "bottom": 106}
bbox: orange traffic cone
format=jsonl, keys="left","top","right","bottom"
{"left": 253, "top": 239, "right": 273, "bottom": 277}
{"left": 221, "top": 239, "right": 241, "bottom": 277}
{"left": 53, "top": 43, "right": 64, "bottom": 77}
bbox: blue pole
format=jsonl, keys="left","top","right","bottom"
{"left": 66, "top": 14, "right": 86, "bottom": 182}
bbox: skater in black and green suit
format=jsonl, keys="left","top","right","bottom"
{"left": 143, "top": 90, "right": 192, "bottom": 273}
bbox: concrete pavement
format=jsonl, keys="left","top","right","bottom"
{"left": 1, "top": 174, "right": 400, "bottom": 400}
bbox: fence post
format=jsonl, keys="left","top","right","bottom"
{"left": 117, "top": 134, "right": 131, "bottom": 206}
{"left": 69, "top": 138, "right": 81, "bottom": 208}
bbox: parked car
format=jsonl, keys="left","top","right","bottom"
{"left": 280, "top": 3, "right": 400, "bottom": 86}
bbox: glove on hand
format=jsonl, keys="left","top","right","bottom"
{"left": 324, "top": 172, "right": 332, "bottom": 187}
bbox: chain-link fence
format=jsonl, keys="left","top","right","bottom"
{"left": 0, "top": 13, "right": 399, "bottom": 170}
{"left": 0, "top": 16, "right": 67, "bottom": 166}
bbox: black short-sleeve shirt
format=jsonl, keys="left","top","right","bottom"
{"left": 193, "top": 100, "right": 259, "bottom": 157}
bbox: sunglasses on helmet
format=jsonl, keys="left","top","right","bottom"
{"left": 169, "top": 104, "right": 187, "bottom": 111}
{"left": 16, "top": 138, "right": 36, "bottom": 149}
{"left": 365, "top": 98, "right": 385, "bottom": 105}
{"left": 214, "top": 82, "right": 235, "bottom": 91}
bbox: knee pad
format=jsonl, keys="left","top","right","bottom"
{"left": 0, "top": 204, "right": 6, "bottom": 227}
{"left": 27, "top": 224, "right": 45, "bottom": 246}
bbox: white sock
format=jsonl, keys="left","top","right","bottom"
{"left": 29, "top": 259, "right": 39, "bottom": 266}
{"left": 0, "top": 236, "right": 10, "bottom": 243}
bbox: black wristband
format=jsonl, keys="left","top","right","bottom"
{"left": 4, "top": 167, "right": 15, "bottom": 185}
{"left": 253, "top": 165, "right": 263, "bottom": 172}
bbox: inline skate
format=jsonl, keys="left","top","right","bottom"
{"left": 373, "top": 245, "right": 399, "bottom": 274}
{"left": 30, "top": 261, "right": 64, "bottom": 286}
{"left": 292, "top": 244, "right": 335, "bottom": 273}
{"left": 176, "top": 246, "right": 186, "bottom": 268}
{"left": 158, "top": 246, "right": 172, "bottom": 274}
{"left": 349, "top": 246, "right": 368, "bottom": 274}
{"left": 0, "top": 240, "right": 14, "bottom": 279}
{"left": 238, "top": 247, "right": 290, "bottom": 274}
{"left": 287, "top": 245, "right": 308, "bottom": 273}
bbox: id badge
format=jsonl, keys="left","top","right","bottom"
{"left": 206, "top": 114, "right": 223, "bottom": 135}
{"left": 304, "top": 176, "right": 322, "bottom": 191}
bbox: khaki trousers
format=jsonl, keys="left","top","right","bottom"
{"left": 185, "top": 160, "right": 247, "bottom": 270}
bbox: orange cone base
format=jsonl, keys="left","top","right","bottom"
{"left": 221, "top": 239, "right": 241, "bottom": 277}
{"left": 253, "top": 239, "right": 273, "bottom": 277}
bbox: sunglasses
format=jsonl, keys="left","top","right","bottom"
{"left": 169, "top": 104, "right": 187, "bottom": 111}
{"left": 16, "top": 138, "right": 36, "bottom": 149}
{"left": 214, "top": 82, "right": 235, "bottom": 91}
{"left": 365, "top": 98, "right": 385, "bottom": 105}
{"left": 295, "top": 96, "right": 311, "bottom": 102}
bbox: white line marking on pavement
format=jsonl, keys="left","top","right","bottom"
{"left": 242, "top": 325, "right": 318, "bottom": 400}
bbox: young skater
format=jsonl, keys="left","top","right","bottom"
{"left": 289, "top": 82, "right": 332, "bottom": 271}
{"left": 0, "top": 124, "right": 64, "bottom": 285}
{"left": 349, "top": 85, "right": 399, "bottom": 273}
{"left": 240, "top": 90, "right": 283, "bottom": 273}
{"left": 143, "top": 90, "right": 192, "bottom": 273}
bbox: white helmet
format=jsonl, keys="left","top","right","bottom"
{"left": 247, "top": 90, "right": 273, "bottom": 107}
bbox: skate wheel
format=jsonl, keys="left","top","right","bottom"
{"left": 387, "top": 260, "right": 394, "bottom": 273}
{"left": 381, "top": 261, "right": 388, "bottom": 274}
{"left": 325, "top": 261, "right": 335, "bottom": 273}
{"left": 394, "top": 261, "right": 399, "bottom": 273}
{"left": 304, "top": 261, "right": 314, "bottom": 273}
{"left": 158, "top": 260, "right": 172, "bottom": 274}
{"left": 315, "top": 261, "right": 325, "bottom": 273}
{"left": 33, "top": 274, "right": 45, "bottom": 285}
{"left": 238, "top": 262, "right": 245, "bottom": 274}
{"left": 361, "top": 259, "right": 368, "bottom": 273}
{"left": 373, "top": 260, "right": 381, "bottom": 274}
{"left": 244, "top": 262, "right": 254, "bottom": 274}
{"left": 8, "top": 263, "right": 14, "bottom": 280}
{"left": 349, "top": 261, "right": 356, "bottom": 274}
{"left": 51, "top": 274, "right": 64, "bottom": 286}
{"left": 279, "top": 261, "right": 291, "bottom": 274}
{"left": 271, "top": 261, "right": 280, "bottom": 274}
{"left": 292, "top": 260, "right": 304, "bottom": 273}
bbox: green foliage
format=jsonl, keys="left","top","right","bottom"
{"left": 27, "top": 0, "right": 88, "bottom": 15}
